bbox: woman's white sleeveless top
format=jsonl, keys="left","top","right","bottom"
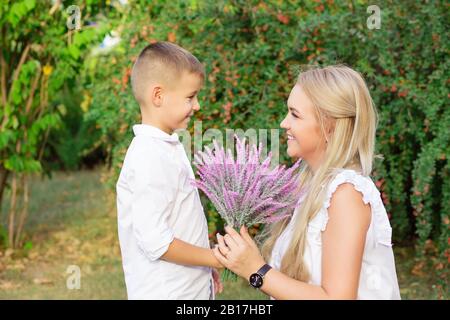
{"left": 270, "top": 169, "right": 401, "bottom": 299}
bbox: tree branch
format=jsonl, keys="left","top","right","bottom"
{"left": 24, "top": 70, "right": 41, "bottom": 115}
{"left": 0, "top": 27, "right": 7, "bottom": 107}
{"left": 7, "top": 43, "right": 31, "bottom": 103}
{"left": 49, "top": 0, "right": 62, "bottom": 16}
{"left": 2, "top": 43, "right": 31, "bottom": 130}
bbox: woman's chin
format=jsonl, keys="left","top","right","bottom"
{"left": 286, "top": 145, "right": 301, "bottom": 159}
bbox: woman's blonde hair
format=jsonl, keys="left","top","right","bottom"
{"left": 260, "top": 64, "right": 378, "bottom": 282}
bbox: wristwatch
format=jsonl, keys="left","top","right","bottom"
{"left": 249, "top": 264, "right": 272, "bottom": 289}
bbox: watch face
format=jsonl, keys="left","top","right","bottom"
{"left": 249, "top": 273, "right": 263, "bottom": 288}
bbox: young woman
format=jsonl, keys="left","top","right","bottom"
{"left": 213, "top": 65, "right": 401, "bottom": 299}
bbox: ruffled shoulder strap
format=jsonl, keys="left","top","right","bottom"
{"left": 323, "top": 169, "right": 378, "bottom": 209}
{"left": 318, "top": 169, "right": 392, "bottom": 246}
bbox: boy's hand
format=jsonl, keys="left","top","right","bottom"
{"left": 212, "top": 268, "right": 223, "bottom": 295}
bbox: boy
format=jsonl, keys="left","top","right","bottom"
{"left": 116, "top": 41, "right": 223, "bottom": 299}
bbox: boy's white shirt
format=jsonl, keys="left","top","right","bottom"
{"left": 116, "top": 124, "right": 213, "bottom": 300}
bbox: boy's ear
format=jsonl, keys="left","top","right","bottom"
{"left": 151, "top": 85, "right": 163, "bottom": 107}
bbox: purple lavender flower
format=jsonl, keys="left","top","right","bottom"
{"left": 192, "top": 136, "right": 301, "bottom": 281}
{"left": 192, "top": 135, "right": 301, "bottom": 230}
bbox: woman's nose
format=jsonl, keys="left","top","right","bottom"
{"left": 280, "top": 116, "right": 289, "bottom": 129}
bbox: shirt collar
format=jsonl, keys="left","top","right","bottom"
{"left": 133, "top": 124, "right": 180, "bottom": 144}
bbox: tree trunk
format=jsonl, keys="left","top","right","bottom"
{"left": 15, "top": 174, "right": 28, "bottom": 248}
{"left": 0, "top": 164, "right": 9, "bottom": 211}
{"left": 7, "top": 173, "right": 17, "bottom": 248}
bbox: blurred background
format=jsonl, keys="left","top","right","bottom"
{"left": 0, "top": 0, "right": 448, "bottom": 299}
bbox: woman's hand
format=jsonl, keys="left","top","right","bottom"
{"left": 213, "top": 225, "right": 266, "bottom": 280}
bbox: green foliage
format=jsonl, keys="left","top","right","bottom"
{"left": 44, "top": 84, "right": 104, "bottom": 170}
{"left": 23, "top": 240, "right": 33, "bottom": 252}
{"left": 0, "top": 0, "right": 113, "bottom": 175}
{"left": 0, "top": 0, "right": 119, "bottom": 247}
{"left": 84, "top": 0, "right": 448, "bottom": 296}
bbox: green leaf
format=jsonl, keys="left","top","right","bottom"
{"left": 11, "top": 115, "right": 19, "bottom": 129}
{"left": 4, "top": 155, "right": 42, "bottom": 173}
{"left": 23, "top": 240, "right": 33, "bottom": 251}
{"left": 0, "top": 129, "right": 14, "bottom": 149}
{"left": 24, "top": 0, "right": 36, "bottom": 10}
{"left": 11, "top": 85, "right": 22, "bottom": 105}
{"left": 68, "top": 45, "right": 81, "bottom": 59}
{"left": 7, "top": 0, "right": 35, "bottom": 27}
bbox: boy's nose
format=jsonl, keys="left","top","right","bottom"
{"left": 193, "top": 101, "right": 200, "bottom": 111}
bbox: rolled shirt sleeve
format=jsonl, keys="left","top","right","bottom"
{"left": 129, "top": 147, "right": 178, "bottom": 261}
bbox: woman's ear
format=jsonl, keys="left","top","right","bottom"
{"left": 325, "top": 117, "right": 336, "bottom": 143}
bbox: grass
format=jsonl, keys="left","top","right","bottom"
{"left": 0, "top": 169, "right": 445, "bottom": 299}
{"left": 0, "top": 170, "right": 126, "bottom": 299}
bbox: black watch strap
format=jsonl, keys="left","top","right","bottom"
{"left": 249, "top": 264, "right": 273, "bottom": 289}
{"left": 256, "top": 264, "right": 272, "bottom": 278}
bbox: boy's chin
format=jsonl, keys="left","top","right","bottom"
{"left": 174, "top": 122, "right": 189, "bottom": 131}
{"left": 180, "top": 118, "right": 191, "bottom": 128}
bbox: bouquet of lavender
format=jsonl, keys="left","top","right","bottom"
{"left": 192, "top": 136, "right": 301, "bottom": 281}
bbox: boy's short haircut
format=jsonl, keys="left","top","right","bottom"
{"left": 131, "top": 41, "right": 205, "bottom": 106}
